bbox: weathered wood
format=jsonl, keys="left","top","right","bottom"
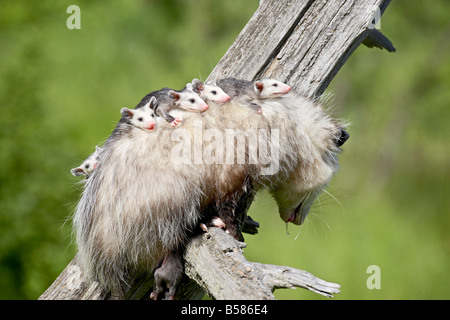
{"left": 209, "top": 0, "right": 394, "bottom": 98}
{"left": 40, "top": 0, "right": 394, "bottom": 300}
{"left": 184, "top": 228, "right": 340, "bottom": 299}
{"left": 39, "top": 254, "right": 106, "bottom": 300}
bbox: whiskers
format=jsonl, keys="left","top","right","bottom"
{"left": 288, "top": 187, "right": 347, "bottom": 241}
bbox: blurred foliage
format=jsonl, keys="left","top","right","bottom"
{"left": 0, "top": 0, "right": 448, "bottom": 299}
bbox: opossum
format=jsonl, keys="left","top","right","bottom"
{"left": 215, "top": 77, "right": 291, "bottom": 113}
{"left": 260, "top": 95, "right": 350, "bottom": 225}
{"left": 73, "top": 86, "right": 348, "bottom": 299}
{"left": 71, "top": 97, "right": 157, "bottom": 179}
{"left": 136, "top": 87, "right": 209, "bottom": 127}
{"left": 71, "top": 146, "right": 102, "bottom": 178}
{"left": 188, "top": 78, "right": 230, "bottom": 105}
{"left": 120, "top": 99, "right": 156, "bottom": 132}
{"left": 74, "top": 98, "right": 206, "bottom": 298}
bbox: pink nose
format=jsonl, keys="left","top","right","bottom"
{"left": 286, "top": 211, "right": 295, "bottom": 223}
{"left": 285, "top": 86, "right": 291, "bottom": 93}
{"left": 225, "top": 96, "right": 231, "bottom": 101}
{"left": 203, "top": 105, "right": 209, "bottom": 111}
{"left": 147, "top": 122, "right": 155, "bottom": 130}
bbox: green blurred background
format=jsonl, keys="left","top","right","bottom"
{"left": 0, "top": 0, "right": 448, "bottom": 300}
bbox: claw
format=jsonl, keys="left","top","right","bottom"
{"left": 211, "top": 217, "right": 226, "bottom": 229}
{"left": 170, "top": 118, "right": 182, "bottom": 127}
{"left": 150, "top": 291, "right": 158, "bottom": 300}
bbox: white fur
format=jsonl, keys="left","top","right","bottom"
{"left": 188, "top": 78, "right": 230, "bottom": 105}
{"left": 71, "top": 146, "right": 102, "bottom": 177}
{"left": 172, "top": 89, "right": 209, "bottom": 112}
{"left": 201, "top": 84, "right": 230, "bottom": 104}
{"left": 73, "top": 89, "right": 346, "bottom": 296}
{"left": 120, "top": 100, "right": 156, "bottom": 131}
{"left": 254, "top": 79, "right": 292, "bottom": 99}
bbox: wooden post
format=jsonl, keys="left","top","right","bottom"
{"left": 39, "top": 0, "right": 394, "bottom": 300}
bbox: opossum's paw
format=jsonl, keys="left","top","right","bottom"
{"left": 151, "top": 252, "right": 183, "bottom": 300}
{"left": 170, "top": 117, "right": 182, "bottom": 127}
{"left": 149, "top": 290, "right": 159, "bottom": 300}
{"left": 249, "top": 103, "right": 263, "bottom": 114}
{"left": 200, "top": 217, "right": 227, "bottom": 232}
{"left": 212, "top": 217, "right": 227, "bottom": 229}
{"left": 151, "top": 275, "right": 176, "bottom": 300}
{"left": 150, "top": 287, "right": 176, "bottom": 300}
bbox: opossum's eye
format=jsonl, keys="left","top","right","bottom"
{"left": 85, "top": 164, "right": 90, "bottom": 169}
{"left": 138, "top": 117, "right": 143, "bottom": 122}
{"left": 189, "top": 98, "right": 195, "bottom": 103}
{"left": 151, "top": 114, "right": 155, "bottom": 118}
{"left": 211, "top": 90, "right": 217, "bottom": 95}
{"left": 272, "top": 83, "right": 278, "bottom": 87}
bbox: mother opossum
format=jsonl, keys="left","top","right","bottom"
{"left": 73, "top": 91, "right": 349, "bottom": 298}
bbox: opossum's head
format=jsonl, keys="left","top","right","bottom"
{"left": 272, "top": 127, "right": 350, "bottom": 225}
{"left": 71, "top": 146, "right": 102, "bottom": 177}
{"left": 189, "top": 78, "right": 230, "bottom": 104}
{"left": 254, "top": 79, "right": 291, "bottom": 99}
{"left": 169, "top": 89, "right": 209, "bottom": 112}
{"left": 120, "top": 97, "right": 156, "bottom": 131}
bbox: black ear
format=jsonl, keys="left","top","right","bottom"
{"left": 148, "top": 96, "right": 157, "bottom": 109}
{"left": 168, "top": 90, "right": 181, "bottom": 101}
{"left": 191, "top": 78, "right": 204, "bottom": 93}
{"left": 71, "top": 167, "right": 86, "bottom": 176}
{"left": 336, "top": 129, "right": 350, "bottom": 147}
{"left": 120, "top": 107, "right": 134, "bottom": 120}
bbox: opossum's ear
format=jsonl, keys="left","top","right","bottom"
{"left": 168, "top": 90, "right": 181, "bottom": 102}
{"left": 185, "top": 83, "right": 193, "bottom": 91}
{"left": 148, "top": 96, "right": 157, "bottom": 110}
{"left": 121, "top": 107, "right": 134, "bottom": 119}
{"left": 254, "top": 81, "right": 264, "bottom": 93}
{"left": 71, "top": 167, "right": 86, "bottom": 176}
{"left": 336, "top": 129, "right": 350, "bottom": 147}
{"left": 95, "top": 145, "right": 101, "bottom": 153}
{"left": 191, "top": 78, "right": 204, "bottom": 93}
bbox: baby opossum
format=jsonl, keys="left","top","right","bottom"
{"left": 136, "top": 87, "right": 209, "bottom": 127}
{"left": 215, "top": 77, "right": 291, "bottom": 113}
{"left": 71, "top": 146, "right": 102, "bottom": 178}
{"left": 187, "top": 78, "right": 230, "bottom": 105}
{"left": 120, "top": 101, "right": 156, "bottom": 132}
{"left": 73, "top": 85, "right": 348, "bottom": 299}
{"left": 71, "top": 98, "right": 157, "bottom": 179}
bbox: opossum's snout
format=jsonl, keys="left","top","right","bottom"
{"left": 145, "top": 121, "right": 155, "bottom": 131}
{"left": 197, "top": 104, "right": 209, "bottom": 112}
{"left": 285, "top": 202, "right": 308, "bottom": 225}
{"left": 283, "top": 85, "right": 292, "bottom": 94}
{"left": 220, "top": 96, "right": 231, "bottom": 103}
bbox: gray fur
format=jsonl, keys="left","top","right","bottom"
{"left": 136, "top": 87, "right": 208, "bottom": 127}
{"left": 73, "top": 87, "right": 347, "bottom": 297}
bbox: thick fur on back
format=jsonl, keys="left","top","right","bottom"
{"left": 73, "top": 91, "right": 346, "bottom": 295}
{"left": 74, "top": 122, "right": 204, "bottom": 294}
